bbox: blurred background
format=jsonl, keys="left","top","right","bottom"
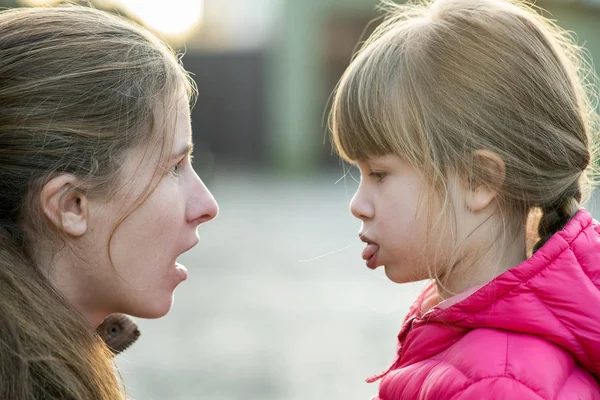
{"left": 9, "top": 0, "right": 600, "bottom": 398}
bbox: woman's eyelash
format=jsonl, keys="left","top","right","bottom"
{"left": 169, "top": 153, "right": 194, "bottom": 177}
{"left": 169, "top": 159, "right": 184, "bottom": 176}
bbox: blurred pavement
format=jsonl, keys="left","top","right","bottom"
{"left": 118, "top": 167, "right": 600, "bottom": 400}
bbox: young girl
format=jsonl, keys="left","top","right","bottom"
{"left": 330, "top": 0, "right": 600, "bottom": 398}
{"left": 0, "top": 5, "right": 218, "bottom": 399}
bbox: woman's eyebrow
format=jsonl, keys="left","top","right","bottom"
{"left": 171, "top": 142, "right": 194, "bottom": 160}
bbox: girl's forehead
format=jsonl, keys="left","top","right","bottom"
{"left": 357, "top": 154, "right": 402, "bottom": 166}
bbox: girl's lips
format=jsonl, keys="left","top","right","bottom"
{"left": 366, "top": 251, "right": 379, "bottom": 269}
{"left": 359, "top": 233, "right": 380, "bottom": 269}
{"left": 362, "top": 243, "right": 380, "bottom": 269}
{"left": 362, "top": 243, "right": 379, "bottom": 261}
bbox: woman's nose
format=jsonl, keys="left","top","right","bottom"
{"left": 187, "top": 178, "right": 219, "bottom": 225}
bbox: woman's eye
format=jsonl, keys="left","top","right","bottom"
{"left": 369, "top": 172, "right": 386, "bottom": 182}
{"left": 170, "top": 161, "right": 183, "bottom": 176}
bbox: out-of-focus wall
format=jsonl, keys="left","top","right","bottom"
{"left": 266, "top": 0, "right": 600, "bottom": 174}
{"left": 7, "top": 0, "right": 600, "bottom": 175}
{"left": 542, "top": 1, "right": 600, "bottom": 70}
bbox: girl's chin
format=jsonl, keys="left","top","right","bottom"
{"left": 384, "top": 265, "right": 424, "bottom": 284}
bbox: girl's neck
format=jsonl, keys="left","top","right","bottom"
{"left": 437, "top": 214, "right": 527, "bottom": 301}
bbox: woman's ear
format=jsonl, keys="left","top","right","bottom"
{"left": 466, "top": 150, "right": 505, "bottom": 213}
{"left": 40, "top": 174, "right": 88, "bottom": 237}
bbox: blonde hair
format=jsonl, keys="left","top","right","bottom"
{"left": 330, "top": 0, "right": 598, "bottom": 285}
{"left": 0, "top": 4, "right": 195, "bottom": 399}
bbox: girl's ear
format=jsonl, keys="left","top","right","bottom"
{"left": 465, "top": 150, "right": 505, "bottom": 213}
{"left": 40, "top": 174, "right": 88, "bottom": 237}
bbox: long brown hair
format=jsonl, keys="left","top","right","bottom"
{"left": 0, "top": 4, "right": 195, "bottom": 399}
{"left": 330, "top": 0, "right": 598, "bottom": 288}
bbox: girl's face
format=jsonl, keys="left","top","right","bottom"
{"left": 73, "top": 97, "right": 218, "bottom": 324}
{"left": 351, "top": 155, "right": 454, "bottom": 283}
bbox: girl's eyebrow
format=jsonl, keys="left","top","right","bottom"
{"left": 171, "top": 142, "right": 194, "bottom": 160}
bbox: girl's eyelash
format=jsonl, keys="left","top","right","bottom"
{"left": 369, "top": 171, "right": 387, "bottom": 181}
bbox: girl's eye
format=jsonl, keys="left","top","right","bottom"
{"left": 369, "top": 172, "right": 387, "bottom": 182}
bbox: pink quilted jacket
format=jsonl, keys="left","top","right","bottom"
{"left": 369, "top": 209, "right": 600, "bottom": 399}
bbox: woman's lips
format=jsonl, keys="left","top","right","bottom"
{"left": 172, "top": 238, "right": 198, "bottom": 282}
{"left": 174, "top": 262, "right": 188, "bottom": 281}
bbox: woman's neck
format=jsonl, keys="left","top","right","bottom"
{"left": 34, "top": 241, "right": 110, "bottom": 328}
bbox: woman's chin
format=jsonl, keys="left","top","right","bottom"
{"left": 127, "top": 295, "right": 175, "bottom": 319}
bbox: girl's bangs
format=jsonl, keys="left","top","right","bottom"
{"left": 330, "top": 38, "right": 423, "bottom": 165}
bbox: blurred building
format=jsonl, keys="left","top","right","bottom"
{"left": 183, "top": 0, "right": 600, "bottom": 174}
{"left": 10, "top": 0, "right": 600, "bottom": 174}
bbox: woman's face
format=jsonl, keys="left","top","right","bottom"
{"left": 73, "top": 97, "right": 218, "bottom": 324}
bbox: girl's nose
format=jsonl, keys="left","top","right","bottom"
{"left": 350, "top": 187, "right": 374, "bottom": 221}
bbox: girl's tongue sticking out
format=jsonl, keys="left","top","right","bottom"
{"left": 362, "top": 243, "right": 380, "bottom": 269}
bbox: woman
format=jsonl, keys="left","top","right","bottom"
{"left": 0, "top": 5, "right": 218, "bottom": 399}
